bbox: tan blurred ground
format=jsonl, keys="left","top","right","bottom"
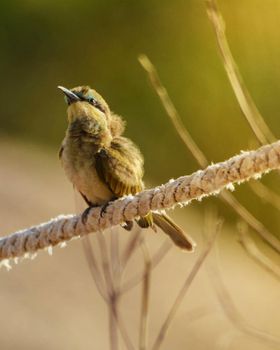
{"left": 0, "top": 138, "right": 280, "bottom": 350}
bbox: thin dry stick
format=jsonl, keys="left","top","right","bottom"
{"left": 108, "top": 302, "right": 119, "bottom": 350}
{"left": 205, "top": 0, "right": 275, "bottom": 145}
{"left": 249, "top": 181, "right": 280, "bottom": 212}
{"left": 205, "top": 0, "right": 280, "bottom": 279}
{"left": 75, "top": 191, "right": 109, "bottom": 301}
{"left": 207, "top": 236, "right": 280, "bottom": 348}
{"left": 119, "top": 228, "right": 170, "bottom": 298}
{"left": 220, "top": 190, "right": 280, "bottom": 249}
{"left": 151, "top": 220, "right": 221, "bottom": 350}
{"left": 106, "top": 294, "right": 136, "bottom": 350}
{"left": 120, "top": 226, "right": 143, "bottom": 271}
{"left": 96, "top": 232, "right": 135, "bottom": 350}
{"left": 139, "top": 241, "right": 152, "bottom": 350}
{"left": 138, "top": 55, "right": 208, "bottom": 168}
{"left": 2, "top": 139, "right": 280, "bottom": 263}
{"left": 110, "top": 227, "right": 121, "bottom": 290}
{"left": 121, "top": 240, "right": 172, "bottom": 294}
{"left": 138, "top": 54, "right": 280, "bottom": 254}
{"left": 97, "top": 231, "right": 114, "bottom": 297}
{"left": 237, "top": 222, "right": 280, "bottom": 280}
{"left": 206, "top": 0, "right": 280, "bottom": 214}
{"left": 96, "top": 231, "right": 119, "bottom": 350}
{"left": 82, "top": 236, "right": 108, "bottom": 301}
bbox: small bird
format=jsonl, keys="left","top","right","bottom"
{"left": 58, "top": 85, "right": 195, "bottom": 251}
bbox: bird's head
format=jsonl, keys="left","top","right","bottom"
{"left": 58, "top": 85, "right": 111, "bottom": 125}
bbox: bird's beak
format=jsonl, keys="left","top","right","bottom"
{"left": 57, "top": 86, "right": 81, "bottom": 103}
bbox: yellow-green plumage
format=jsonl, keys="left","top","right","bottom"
{"left": 58, "top": 85, "right": 195, "bottom": 251}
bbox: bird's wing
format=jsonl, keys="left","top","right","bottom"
{"left": 95, "top": 136, "right": 144, "bottom": 197}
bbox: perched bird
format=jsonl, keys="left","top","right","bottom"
{"left": 58, "top": 85, "right": 195, "bottom": 251}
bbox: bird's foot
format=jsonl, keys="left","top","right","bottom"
{"left": 100, "top": 202, "right": 111, "bottom": 217}
{"left": 81, "top": 204, "right": 99, "bottom": 224}
{"left": 81, "top": 198, "right": 117, "bottom": 225}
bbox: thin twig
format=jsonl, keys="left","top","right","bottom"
{"left": 205, "top": 0, "right": 275, "bottom": 145}
{"left": 206, "top": 0, "right": 280, "bottom": 215}
{"left": 249, "top": 180, "right": 280, "bottom": 212}
{"left": 82, "top": 236, "right": 108, "bottom": 301}
{"left": 97, "top": 231, "right": 114, "bottom": 296}
{"left": 110, "top": 227, "right": 121, "bottom": 290}
{"left": 152, "top": 219, "right": 221, "bottom": 350}
{"left": 139, "top": 241, "right": 151, "bottom": 350}
{"left": 108, "top": 300, "right": 119, "bottom": 350}
{"left": 138, "top": 54, "right": 280, "bottom": 255}
{"left": 121, "top": 239, "right": 172, "bottom": 295}
{"left": 96, "top": 231, "right": 119, "bottom": 350}
{"left": 220, "top": 190, "right": 280, "bottom": 252}
{"left": 237, "top": 222, "right": 280, "bottom": 281}
{"left": 120, "top": 226, "right": 143, "bottom": 271}
{"left": 138, "top": 55, "right": 208, "bottom": 168}
{"left": 207, "top": 234, "right": 280, "bottom": 348}
{"left": 97, "top": 231, "right": 136, "bottom": 350}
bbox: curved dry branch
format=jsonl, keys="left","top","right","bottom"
{"left": 1, "top": 140, "right": 280, "bottom": 263}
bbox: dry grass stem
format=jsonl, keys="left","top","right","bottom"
{"left": 121, "top": 239, "right": 172, "bottom": 295}
{"left": 120, "top": 226, "right": 143, "bottom": 271}
{"left": 96, "top": 231, "right": 119, "bottom": 349}
{"left": 151, "top": 218, "right": 221, "bottom": 350}
{"left": 249, "top": 181, "right": 280, "bottom": 212}
{"left": 139, "top": 54, "right": 280, "bottom": 254}
{"left": 139, "top": 241, "right": 152, "bottom": 350}
{"left": 82, "top": 236, "right": 108, "bottom": 301}
{"left": 206, "top": 0, "right": 280, "bottom": 218}
{"left": 110, "top": 227, "right": 121, "bottom": 289}
{"left": 220, "top": 190, "right": 280, "bottom": 252}
{"left": 238, "top": 222, "right": 280, "bottom": 281}
{"left": 205, "top": 0, "right": 275, "bottom": 145}
{"left": 207, "top": 237, "right": 280, "bottom": 348}
{"left": 138, "top": 55, "right": 208, "bottom": 168}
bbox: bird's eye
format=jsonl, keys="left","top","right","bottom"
{"left": 87, "top": 96, "right": 105, "bottom": 113}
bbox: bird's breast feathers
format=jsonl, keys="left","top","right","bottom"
{"left": 60, "top": 141, "right": 113, "bottom": 205}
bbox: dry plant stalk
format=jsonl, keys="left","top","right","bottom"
{"left": 206, "top": 0, "right": 280, "bottom": 212}
{"left": 152, "top": 214, "right": 222, "bottom": 350}
{"left": 139, "top": 7, "right": 280, "bottom": 343}
{"left": 237, "top": 222, "right": 280, "bottom": 281}
{"left": 207, "top": 230, "right": 280, "bottom": 348}
{"left": 205, "top": 0, "right": 275, "bottom": 145}
{"left": 138, "top": 54, "right": 280, "bottom": 255}
{"left": 1, "top": 140, "right": 280, "bottom": 264}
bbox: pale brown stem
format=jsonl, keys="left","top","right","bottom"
{"left": 205, "top": 0, "right": 275, "bottom": 145}
{"left": 138, "top": 54, "right": 280, "bottom": 255}
{"left": 121, "top": 240, "right": 172, "bottom": 295}
{"left": 138, "top": 55, "right": 208, "bottom": 168}
{"left": 139, "top": 241, "right": 151, "bottom": 350}
{"left": 237, "top": 222, "right": 280, "bottom": 281}
{"left": 82, "top": 236, "right": 108, "bottom": 301}
{"left": 207, "top": 234, "right": 280, "bottom": 347}
{"left": 151, "top": 223, "right": 220, "bottom": 350}
{"left": 249, "top": 180, "right": 280, "bottom": 212}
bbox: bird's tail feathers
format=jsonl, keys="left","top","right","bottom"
{"left": 152, "top": 212, "right": 195, "bottom": 252}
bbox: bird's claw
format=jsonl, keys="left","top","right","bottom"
{"left": 100, "top": 202, "right": 110, "bottom": 217}
{"left": 81, "top": 206, "right": 92, "bottom": 225}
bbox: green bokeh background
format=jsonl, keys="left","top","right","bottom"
{"left": 1, "top": 0, "right": 280, "bottom": 233}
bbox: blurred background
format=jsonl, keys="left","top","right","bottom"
{"left": 1, "top": 0, "right": 280, "bottom": 349}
